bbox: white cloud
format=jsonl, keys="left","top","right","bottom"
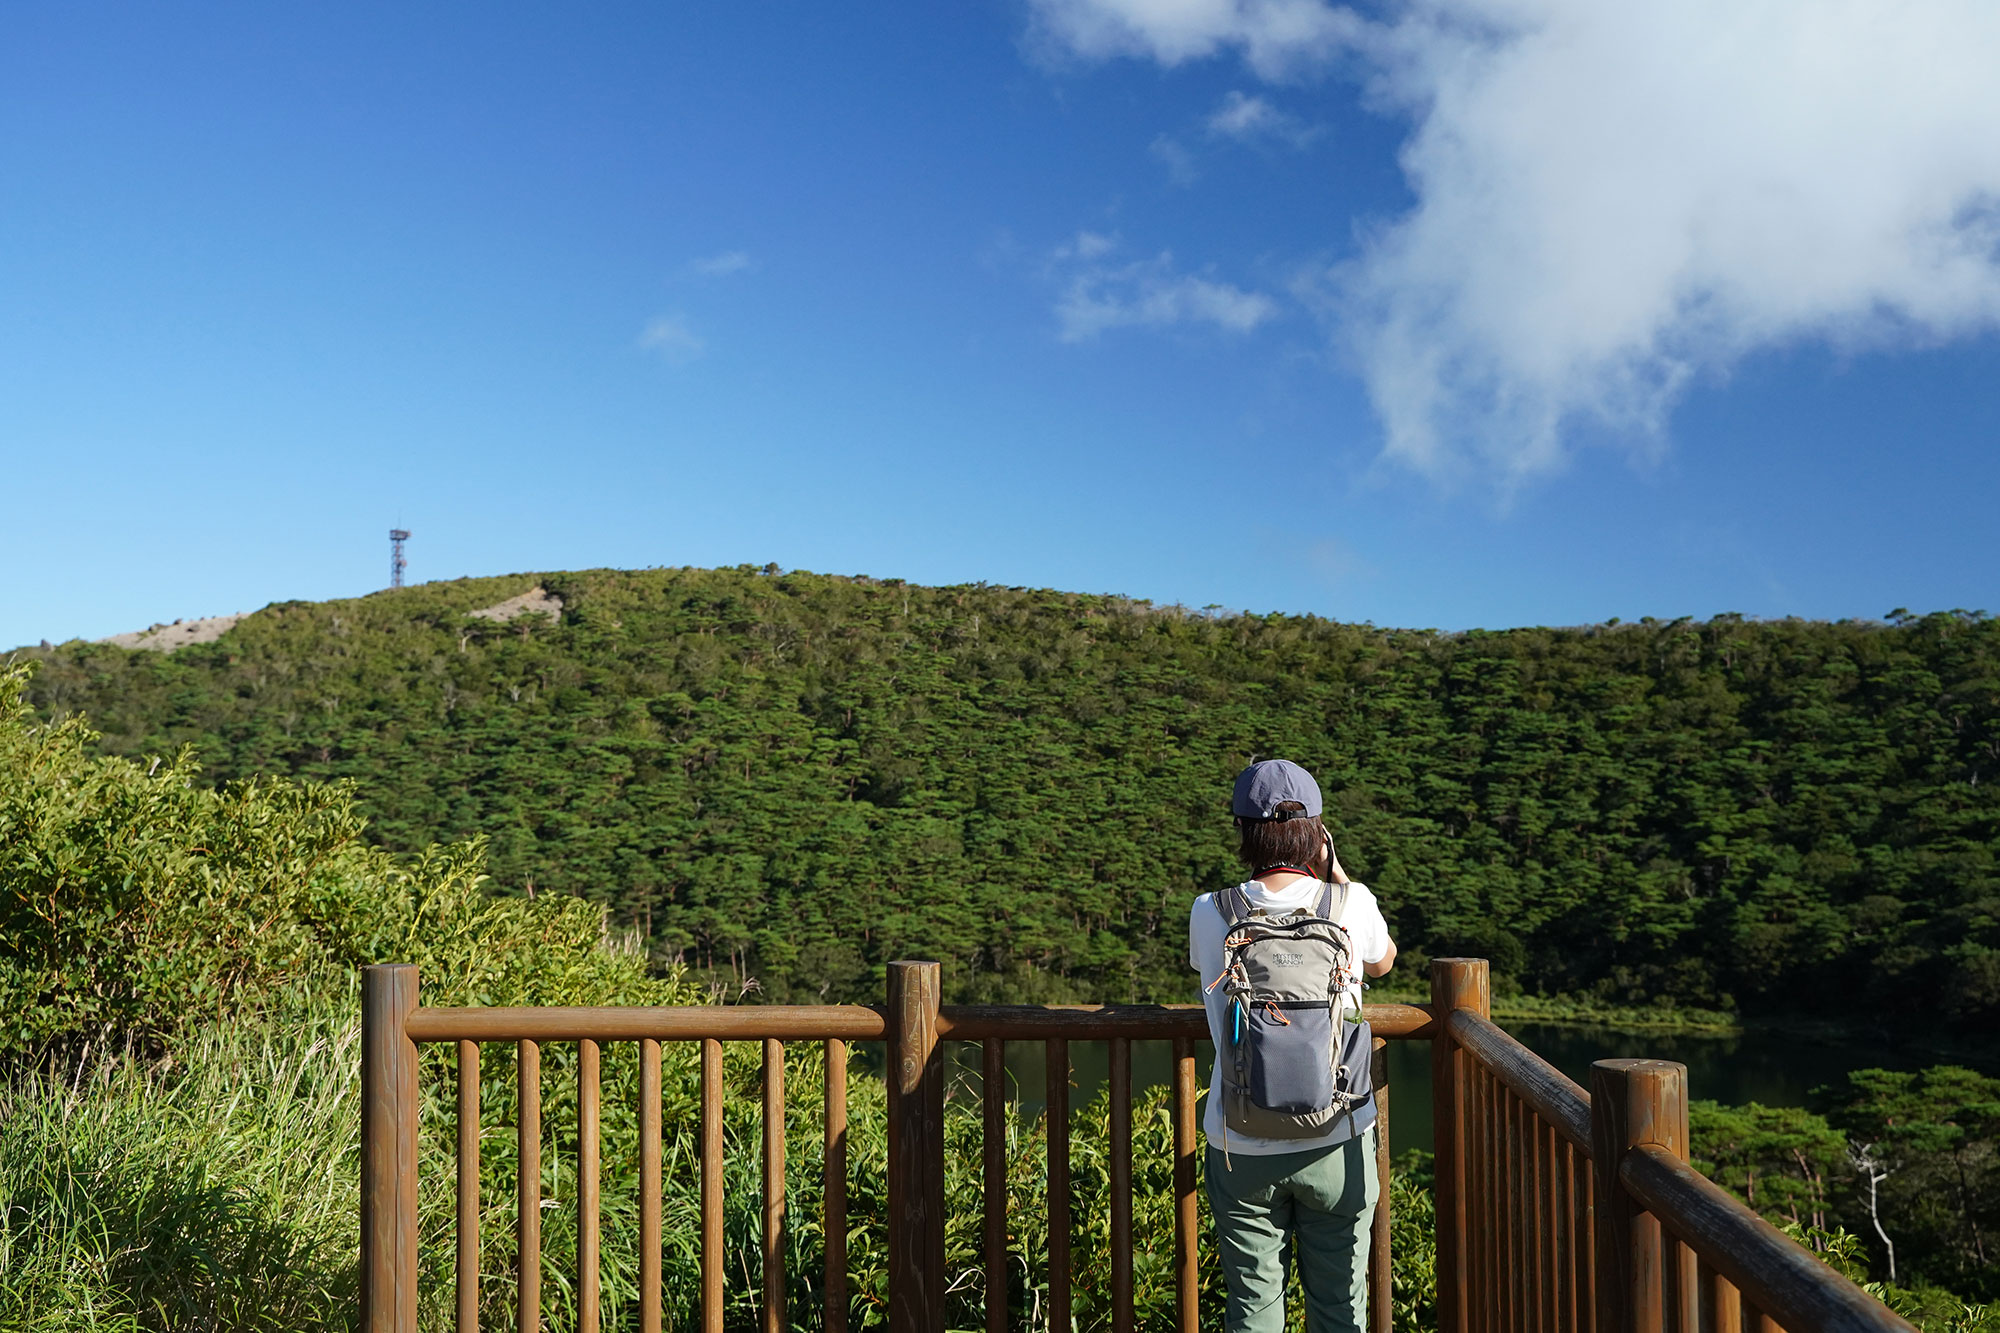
{"left": 1026, "top": 0, "right": 1364, "bottom": 78}
{"left": 1150, "top": 133, "right": 1200, "bottom": 186}
{"left": 1052, "top": 235, "right": 1279, "bottom": 341}
{"left": 639, "top": 315, "right": 705, "bottom": 364}
{"left": 686, "top": 250, "right": 753, "bottom": 278}
{"left": 1204, "top": 90, "right": 1317, "bottom": 146}
{"left": 1056, "top": 229, "right": 1121, "bottom": 261}
{"left": 1033, "top": 0, "right": 2000, "bottom": 486}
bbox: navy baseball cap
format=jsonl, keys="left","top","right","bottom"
{"left": 1231, "top": 759, "right": 1323, "bottom": 820}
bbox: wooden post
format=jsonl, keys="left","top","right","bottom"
{"left": 700, "top": 1039, "right": 723, "bottom": 1333}
{"left": 1431, "top": 958, "right": 1490, "bottom": 1333}
{"left": 578, "top": 1039, "right": 601, "bottom": 1333}
{"left": 825, "top": 1038, "right": 851, "bottom": 1333}
{"left": 1110, "top": 1036, "right": 1134, "bottom": 1333}
{"left": 640, "top": 1039, "right": 663, "bottom": 1333}
{"left": 762, "top": 1039, "right": 787, "bottom": 1333}
{"left": 1369, "top": 1036, "right": 1393, "bottom": 1333}
{"left": 1172, "top": 1035, "right": 1200, "bottom": 1333}
{"left": 982, "top": 1039, "right": 1008, "bottom": 1333}
{"left": 1047, "top": 1038, "right": 1072, "bottom": 1333}
{"left": 1591, "top": 1060, "right": 1689, "bottom": 1333}
{"left": 519, "top": 1040, "right": 543, "bottom": 1333}
{"left": 456, "top": 1040, "right": 480, "bottom": 1333}
{"left": 887, "top": 961, "right": 943, "bottom": 1333}
{"left": 361, "top": 964, "right": 419, "bottom": 1333}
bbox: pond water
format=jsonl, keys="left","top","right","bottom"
{"left": 945, "top": 1018, "right": 1947, "bottom": 1158}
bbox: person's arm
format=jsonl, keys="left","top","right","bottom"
{"left": 1364, "top": 938, "right": 1398, "bottom": 978}
{"left": 1346, "top": 876, "right": 1396, "bottom": 976}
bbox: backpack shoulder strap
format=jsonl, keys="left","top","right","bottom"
{"left": 1316, "top": 880, "right": 1351, "bottom": 923}
{"left": 1214, "top": 885, "right": 1253, "bottom": 929}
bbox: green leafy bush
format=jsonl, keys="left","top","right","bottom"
{"left": 0, "top": 660, "right": 697, "bottom": 1062}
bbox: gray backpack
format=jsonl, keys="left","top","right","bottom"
{"left": 1211, "top": 881, "right": 1374, "bottom": 1140}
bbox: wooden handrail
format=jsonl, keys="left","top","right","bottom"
{"left": 405, "top": 999, "right": 1433, "bottom": 1042}
{"left": 1621, "top": 1145, "right": 1912, "bottom": 1333}
{"left": 1448, "top": 1008, "right": 1592, "bottom": 1148}
{"left": 405, "top": 1004, "right": 888, "bottom": 1042}
{"left": 935, "top": 999, "right": 1433, "bottom": 1039}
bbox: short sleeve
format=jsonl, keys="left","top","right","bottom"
{"left": 1344, "top": 882, "right": 1392, "bottom": 965}
{"left": 1189, "top": 893, "right": 1230, "bottom": 978}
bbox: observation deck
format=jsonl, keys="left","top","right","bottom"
{"left": 358, "top": 959, "right": 1910, "bottom": 1333}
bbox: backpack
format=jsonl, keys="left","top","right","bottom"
{"left": 1209, "top": 881, "right": 1374, "bottom": 1140}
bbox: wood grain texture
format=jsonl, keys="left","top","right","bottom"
{"left": 825, "top": 1038, "right": 850, "bottom": 1333}
{"left": 455, "top": 1039, "right": 479, "bottom": 1333}
{"left": 518, "top": 1039, "right": 541, "bottom": 1333}
{"left": 578, "top": 1039, "right": 600, "bottom": 1333}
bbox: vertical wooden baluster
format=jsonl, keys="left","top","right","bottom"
{"left": 1667, "top": 1234, "right": 1686, "bottom": 1333}
{"left": 1581, "top": 1151, "right": 1598, "bottom": 1333}
{"left": 1369, "top": 1037, "right": 1392, "bottom": 1333}
{"left": 518, "top": 1039, "right": 541, "bottom": 1333}
{"left": 1525, "top": 1099, "right": 1540, "bottom": 1333}
{"left": 1542, "top": 1120, "right": 1558, "bottom": 1333}
{"left": 1662, "top": 1235, "right": 1683, "bottom": 1333}
{"left": 981, "top": 1039, "right": 1007, "bottom": 1333}
{"left": 1432, "top": 960, "right": 1491, "bottom": 1333}
{"left": 1515, "top": 1094, "right": 1529, "bottom": 1333}
{"left": 1546, "top": 1124, "right": 1564, "bottom": 1333}
{"left": 1521, "top": 1093, "right": 1536, "bottom": 1333}
{"left": 1590, "top": 1061, "right": 1687, "bottom": 1333}
{"left": 1678, "top": 1234, "right": 1701, "bottom": 1333}
{"left": 762, "top": 1039, "right": 786, "bottom": 1333}
{"left": 1486, "top": 1074, "right": 1502, "bottom": 1333}
{"left": 1172, "top": 1035, "right": 1199, "bottom": 1333}
{"left": 1480, "top": 1064, "right": 1496, "bottom": 1328}
{"left": 825, "top": 1038, "right": 849, "bottom": 1333}
{"left": 1110, "top": 1037, "right": 1134, "bottom": 1333}
{"left": 578, "top": 1039, "right": 601, "bottom": 1333}
{"left": 1463, "top": 1062, "right": 1479, "bottom": 1333}
{"left": 1523, "top": 1103, "right": 1539, "bottom": 1333}
{"left": 1468, "top": 1065, "right": 1484, "bottom": 1333}
{"left": 457, "top": 1040, "right": 480, "bottom": 1333}
{"left": 701, "top": 1037, "right": 724, "bottom": 1333}
{"left": 1560, "top": 1140, "right": 1577, "bottom": 1333}
{"left": 640, "top": 1039, "right": 662, "bottom": 1333}
{"left": 1491, "top": 1075, "right": 1507, "bottom": 1333}
{"left": 1470, "top": 1064, "right": 1488, "bottom": 1333}
{"left": 1504, "top": 1088, "right": 1520, "bottom": 1328}
{"left": 1697, "top": 1261, "right": 1739, "bottom": 1333}
{"left": 1544, "top": 1112, "right": 1560, "bottom": 1328}
{"left": 1742, "top": 1297, "right": 1776, "bottom": 1333}
{"left": 1516, "top": 1093, "right": 1532, "bottom": 1333}
{"left": 1047, "top": 1038, "right": 1072, "bottom": 1333}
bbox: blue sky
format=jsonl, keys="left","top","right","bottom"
{"left": 4, "top": 1, "right": 1997, "bottom": 650}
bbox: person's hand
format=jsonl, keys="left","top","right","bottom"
{"left": 1321, "top": 830, "right": 1350, "bottom": 885}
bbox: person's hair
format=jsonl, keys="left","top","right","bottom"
{"left": 1235, "top": 800, "right": 1326, "bottom": 875}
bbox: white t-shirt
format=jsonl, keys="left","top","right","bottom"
{"left": 1188, "top": 878, "right": 1393, "bottom": 1154}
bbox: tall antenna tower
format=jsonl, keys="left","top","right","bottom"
{"left": 389, "top": 529, "right": 410, "bottom": 589}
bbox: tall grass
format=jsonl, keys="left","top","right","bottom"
{"left": 0, "top": 989, "right": 362, "bottom": 1330}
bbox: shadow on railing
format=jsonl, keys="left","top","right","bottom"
{"left": 359, "top": 958, "right": 1913, "bottom": 1333}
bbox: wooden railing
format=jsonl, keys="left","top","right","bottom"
{"left": 1427, "top": 962, "right": 1914, "bottom": 1333}
{"left": 361, "top": 958, "right": 1914, "bottom": 1333}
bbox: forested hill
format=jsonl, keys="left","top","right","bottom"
{"left": 17, "top": 568, "right": 1999, "bottom": 1029}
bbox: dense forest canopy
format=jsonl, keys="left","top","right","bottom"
{"left": 16, "top": 567, "right": 1998, "bottom": 1029}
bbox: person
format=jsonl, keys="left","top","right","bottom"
{"left": 1190, "top": 758, "right": 1398, "bottom": 1333}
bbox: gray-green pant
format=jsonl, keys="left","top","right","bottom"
{"left": 1205, "top": 1128, "right": 1380, "bottom": 1333}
